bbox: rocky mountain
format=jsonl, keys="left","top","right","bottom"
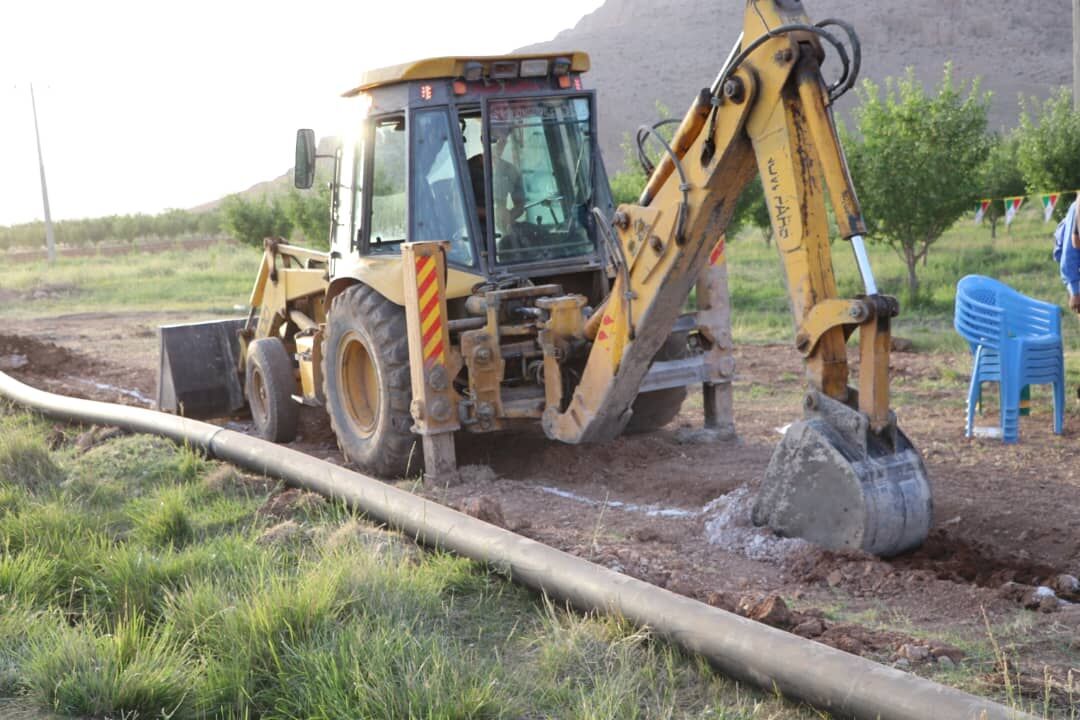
{"left": 520, "top": 0, "right": 1071, "bottom": 170}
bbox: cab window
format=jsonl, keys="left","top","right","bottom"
{"left": 368, "top": 116, "right": 407, "bottom": 254}
{"left": 412, "top": 109, "right": 475, "bottom": 266}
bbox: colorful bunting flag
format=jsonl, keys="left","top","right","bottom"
{"left": 1004, "top": 196, "right": 1024, "bottom": 227}
{"left": 974, "top": 199, "right": 991, "bottom": 224}
{"left": 1040, "top": 193, "right": 1060, "bottom": 223}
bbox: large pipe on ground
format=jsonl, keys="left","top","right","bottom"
{"left": 0, "top": 370, "right": 1037, "bottom": 720}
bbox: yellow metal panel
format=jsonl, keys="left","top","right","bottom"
{"left": 332, "top": 254, "right": 484, "bottom": 306}
{"left": 342, "top": 52, "right": 591, "bottom": 95}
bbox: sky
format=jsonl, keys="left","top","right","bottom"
{"left": 0, "top": 0, "right": 604, "bottom": 227}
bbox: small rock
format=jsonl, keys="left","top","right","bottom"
{"left": 894, "top": 658, "right": 911, "bottom": 669}
{"left": 634, "top": 527, "right": 661, "bottom": 543}
{"left": 929, "top": 641, "right": 965, "bottom": 663}
{"left": 830, "top": 635, "right": 865, "bottom": 655}
{"left": 890, "top": 337, "right": 915, "bottom": 353}
{"left": 1017, "top": 530, "right": 1031, "bottom": 542}
{"left": 998, "top": 581, "right": 1032, "bottom": 603}
{"left": 1051, "top": 574, "right": 1079, "bottom": 600}
{"left": 898, "top": 644, "right": 931, "bottom": 663}
{"left": 743, "top": 594, "right": 793, "bottom": 628}
{"left": 942, "top": 516, "right": 962, "bottom": 527}
{"left": 937, "top": 656, "right": 956, "bottom": 670}
{"left": 460, "top": 496, "right": 506, "bottom": 528}
{"left": 792, "top": 617, "right": 826, "bottom": 638}
{"left": 704, "top": 590, "right": 737, "bottom": 613}
{"left": 1021, "top": 585, "right": 1058, "bottom": 611}
{"left": 826, "top": 569, "right": 844, "bottom": 587}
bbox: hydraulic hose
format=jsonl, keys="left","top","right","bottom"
{"left": 0, "top": 370, "right": 1038, "bottom": 720}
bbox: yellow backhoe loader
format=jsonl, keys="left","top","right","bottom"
{"left": 158, "top": 0, "right": 932, "bottom": 557}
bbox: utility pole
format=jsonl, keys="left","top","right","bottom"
{"left": 30, "top": 84, "right": 56, "bottom": 265}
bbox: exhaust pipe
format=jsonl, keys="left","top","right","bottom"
{"left": 0, "top": 370, "right": 1037, "bottom": 720}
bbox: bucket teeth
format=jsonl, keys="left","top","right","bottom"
{"left": 752, "top": 391, "right": 932, "bottom": 557}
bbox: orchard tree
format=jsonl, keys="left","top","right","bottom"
{"left": 221, "top": 195, "right": 292, "bottom": 247}
{"left": 1016, "top": 87, "right": 1080, "bottom": 221}
{"left": 844, "top": 65, "right": 990, "bottom": 297}
{"left": 978, "top": 131, "right": 1026, "bottom": 238}
{"left": 284, "top": 185, "right": 332, "bottom": 250}
{"left": 607, "top": 102, "right": 770, "bottom": 239}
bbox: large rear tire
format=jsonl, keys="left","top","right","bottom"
{"left": 623, "top": 332, "right": 689, "bottom": 435}
{"left": 322, "top": 284, "right": 417, "bottom": 478}
{"left": 245, "top": 337, "right": 300, "bottom": 443}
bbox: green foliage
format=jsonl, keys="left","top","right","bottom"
{"left": 220, "top": 193, "right": 293, "bottom": 247}
{"left": 0, "top": 418, "right": 63, "bottom": 492}
{"left": 1016, "top": 87, "right": 1080, "bottom": 221}
{"left": 977, "top": 131, "right": 1027, "bottom": 238}
{"left": 129, "top": 487, "right": 195, "bottom": 549}
{"left": 844, "top": 64, "right": 991, "bottom": 298}
{"left": 606, "top": 102, "right": 769, "bottom": 239}
{"left": 284, "top": 185, "right": 332, "bottom": 249}
{"left": 26, "top": 613, "right": 197, "bottom": 719}
{"left": 0, "top": 208, "right": 223, "bottom": 252}
{"left": 0, "top": 410, "right": 826, "bottom": 719}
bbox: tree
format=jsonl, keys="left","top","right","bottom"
{"left": 221, "top": 195, "right": 292, "bottom": 247}
{"left": 977, "top": 131, "right": 1026, "bottom": 238}
{"left": 844, "top": 65, "right": 991, "bottom": 298}
{"left": 1016, "top": 87, "right": 1080, "bottom": 221}
{"left": 284, "top": 186, "right": 332, "bottom": 250}
{"left": 606, "top": 102, "right": 770, "bottom": 238}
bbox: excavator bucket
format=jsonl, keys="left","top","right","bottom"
{"left": 156, "top": 319, "right": 247, "bottom": 419}
{"left": 752, "top": 392, "right": 932, "bottom": 558}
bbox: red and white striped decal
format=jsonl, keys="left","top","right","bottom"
{"left": 415, "top": 255, "right": 447, "bottom": 369}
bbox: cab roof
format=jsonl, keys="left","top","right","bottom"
{"left": 342, "top": 51, "right": 590, "bottom": 96}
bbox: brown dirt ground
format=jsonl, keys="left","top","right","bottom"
{"left": 2, "top": 322, "right": 1078, "bottom": 711}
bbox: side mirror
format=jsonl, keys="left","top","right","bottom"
{"left": 294, "top": 129, "right": 316, "bottom": 189}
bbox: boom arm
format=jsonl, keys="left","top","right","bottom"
{"left": 543, "top": 0, "right": 895, "bottom": 444}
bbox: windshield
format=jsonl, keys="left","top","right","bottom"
{"left": 486, "top": 97, "right": 596, "bottom": 265}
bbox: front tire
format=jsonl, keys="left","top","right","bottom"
{"left": 322, "top": 284, "right": 417, "bottom": 477}
{"left": 245, "top": 337, "right": 300, "bottom": 443}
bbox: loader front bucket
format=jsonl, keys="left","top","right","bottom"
{"left": 752, "top": 391, "right": 932, "bottom": 558}
{"left": 156, "top": 319, "right": 246, "bottom": 419}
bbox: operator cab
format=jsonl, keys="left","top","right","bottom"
{"left": 298, "top": 52, "right": 613, "bottom": 291}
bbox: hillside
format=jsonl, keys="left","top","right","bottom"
{"left": 521, "top": 0, "right": 1071, "bottom": 169}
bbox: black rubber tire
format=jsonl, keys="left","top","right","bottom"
{"left": 245, "top": 337, "right": 300, "bottom": 443}
{"left": 623, "top": 333, "right": 689, "bottom": 435}
{"left": 322, "top": 284, "right": 417, "bottom": 478}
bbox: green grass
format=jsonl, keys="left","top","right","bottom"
{"left": 727, "top": 205, "right": 1080, "bottom": 352}
{"left": 0, "top": 405, "right": 821, "bottom": 719}
{"left": 0, "top": 242, "right": 259, "bottom": 316}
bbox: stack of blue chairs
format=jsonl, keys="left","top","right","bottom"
{"left": 953, "top": 275, "right": 1064, "bottom": 443}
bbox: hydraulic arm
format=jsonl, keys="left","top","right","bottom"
{"left": 542, "top": 0, "right": 931, "bottom": 556}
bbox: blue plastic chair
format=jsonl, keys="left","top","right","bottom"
{"left": 953, "top": 275, "right": 1064, "bottom": 443}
